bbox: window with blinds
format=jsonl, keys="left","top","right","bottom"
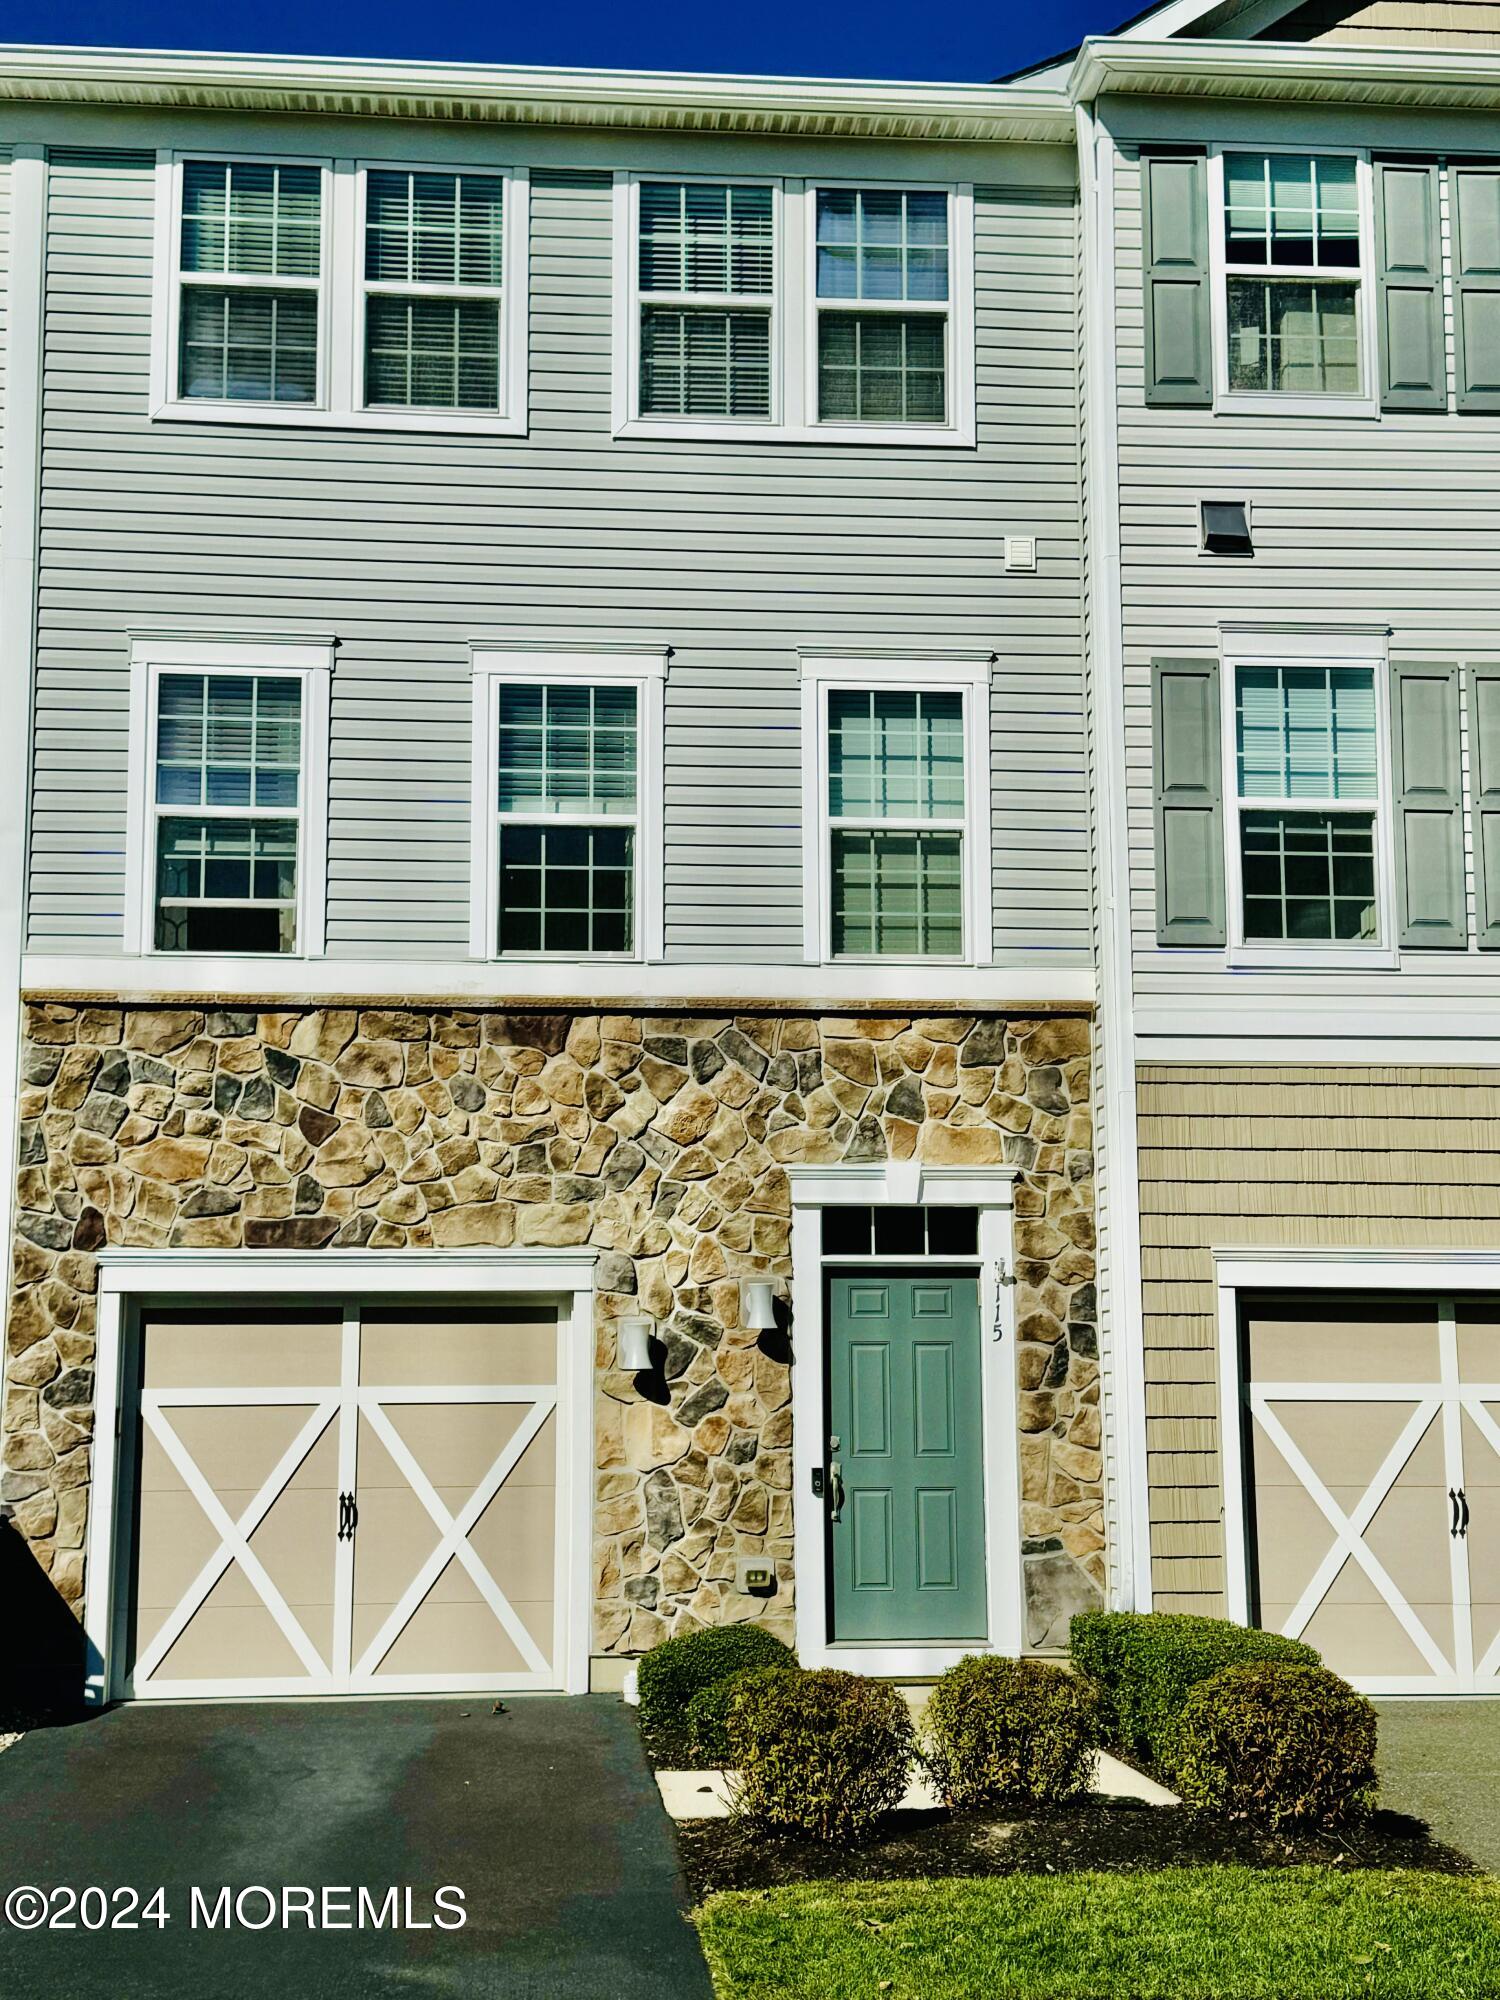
{"left": 153, "top": 673, "right": 303, "bottom": 953}
{"left": 363, "top": 170, "right": 506, "bottom": 411}
{"left": 826, "top": 688, "right": 966, "bottom": 957}
{"left": 495, "top": 683, "right": 639, "bottom": 953}
{"left": 177, "top": 160, "right": 322, "bottom": 403}
{"left": 637, "top": 181, "right": 774, "bottom": 419}
{"left": 814, "top": 189, "right": 950, "bottom": 426}
{"left": 1222, "top": 154, "right": 1363, "bottom": 396}
{"left": 1234, "top": 663, "right": 1379, "bottom": 942}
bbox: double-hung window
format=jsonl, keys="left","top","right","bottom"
{"left": 637, "top": 181, "right": 775, "bottom": 419}
{"left": 618, "top": 176, "right": 973, "bottom": 442}
{"left": 803, "top": 660, "right": 990, "bottom": 964}
{"left": 1216, "top": 150, "right": 1369, "bottom": 404}
{"left": 127, "top": 641, "right": 331, "bottom": 958}
{"left": 175, "top": 158, "right": 324, "bottom": 405}
{"left": 155, "top": 153, "right": 527, "bottom": 430}
{"left": 814, "top": 188, "right": 949, "bottom": 424}
{"left": 472, "top": 655, "right": 665, "bottom": 960}
{"left": 1233, "top": 661, "right": 1382, "bottom": 946}
{"left": 362, "top": 168, "right": 509, "bottom": 413}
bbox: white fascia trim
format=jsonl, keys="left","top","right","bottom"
{"left": 1070, "top": 35, "right": 1500, "bottom": 107}
{"left": 1077, "top": 100, "right": 1151, "bottom": 1616}
{"left": 788, "top": 1163, "right": 1021, "bottom": 1670}
{"left": 0, "top": 146, "right": 46, "bottom": 1423}
{"left": 123, "top": 637, "right": 333, "bottom": 960}
{"left": 84, "top": 1246, "right": 599, "bottom": 1707}
{"left": 21, "top": 954, "right": 1093, "bottom": 1007}
{"left": 799, "top": 654, "right": 994, "bottom": 971}
{"left": 468, "top": 649, "right": 667, "bottom": 965}
{"left": 0, "top": 48, "right": 1074, "bottom": 143}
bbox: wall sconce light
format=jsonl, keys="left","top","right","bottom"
{"left": 741, "top": 1281, "right": 778, "bottom": 1331}
{"left": 616, "top": 1316, "right": 656, "bottom": 1372}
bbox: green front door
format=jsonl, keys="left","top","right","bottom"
{"left": 827, "top": 1272, "right": 987, "bottom": 1643}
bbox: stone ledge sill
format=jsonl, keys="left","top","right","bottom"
{"left": 654, "top": 1752, "right": 1178, "bottom": 1821}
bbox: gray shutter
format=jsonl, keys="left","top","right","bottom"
{"left": 1470, "top": 665, "right": 1500, "bottom": 947}
{"left": 1390, "top": 660, "right": 1465, "bottom": 948}
{"left": 1375, "top": 161, "right": 1445, "bottom": 411}
{"left": 1452, "top": 166, "right": 1500, "bottom": 413}
{"left": 1153, "top": 658, "right": 1225, "bottom": 947}
{"left": 1141, "top": 151, "right": 1212, "bottom": 409}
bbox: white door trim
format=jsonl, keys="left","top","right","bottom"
{"left": 1216, "top": 1249, "right": 1500, "bottom": 1695}
{"left": 85, "top": 1249, "right": 599, "bottom": 1706}
{"left": 788, "top": 1162, "right": 1020, "bottom": 1675}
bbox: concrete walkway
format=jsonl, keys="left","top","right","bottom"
{"left": 0, "top": 1696, "right": 712, "bottom": 1999}
{"left": 1374, "top": 1699, "right": 1500, "bottom": 1871}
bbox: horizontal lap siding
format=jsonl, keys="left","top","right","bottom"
{"left": 1112, "top": 136, "right": 1500, "bottom": 1017}
{"left": 29, "top": 148, "right": 1087, "bottom": 966}
{"left": 1137, "top": 1063, "right": 1500, "bottom": 1613}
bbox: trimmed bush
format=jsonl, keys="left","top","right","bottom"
{"left": 636, "top": 1625, "right": 796, "bottom": 1744}
{"left": 684, "top": 1665, "right": 792, "bottom": 1767}
{"left": 1170, "top": 1662, "right": 1378, "bottom": 1827}
{"left": 727, "top": 1667, "right": 914, "bottom": 1845}
{"left": 922, "top": 1655, "right": 1104, "bottom": 1809}
{"left": 1070, "top": 1611, "right": 1320, "bottom": 1769}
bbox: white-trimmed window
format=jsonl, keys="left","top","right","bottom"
{"left": 801, "top": 657, "right": 992, "bottom": 965}
{"left": 126, "top": 641, "right": 332, "bottom": 958}
{"left": 152, "top": 151, "right": 529, "bottom": 432}
{"left": 1222, "top": 633, "right": 1392, "bottom": 962}
{"left": 1212, "top": 147, "right": 1375, "bottom": 413}
{"left": 615, "top": 175, "right": 974, "bottom": 444}
{"left": 470, "top": 653, "right": 665, "bottom": 961}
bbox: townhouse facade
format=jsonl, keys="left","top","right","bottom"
{"left": 6, "top": 0, "right": 1500, "bottom": 1713}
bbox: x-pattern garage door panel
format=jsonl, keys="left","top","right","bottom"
{"left": 127, "top": 1306, "right": 563, "bottom": 1698}
{"left": 1243, "top": 1296, "right": 1500, "bottom": 1693}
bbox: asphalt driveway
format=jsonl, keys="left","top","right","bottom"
{"left": 0, "top": 1696, "right": 712, "bottom": 1999}
{"left": 1374, "top": 1699, "right": 1500, "bottom": 1872}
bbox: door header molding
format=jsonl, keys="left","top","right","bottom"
{"left": 787, "top": 1162, "right": 1018, "bottom": 1208}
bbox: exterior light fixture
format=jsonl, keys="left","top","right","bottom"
{"left": 616, "top": 1316, "right": 656, "bottom": 1372}
{"left": 741, "top": 1281, "right": 778, "bottom": 1330}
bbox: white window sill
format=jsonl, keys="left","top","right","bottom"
{"left": 1212, "top": 392, "right": 1379, "bottom": 422}
{"left": 150, "top": 400, "right": 529, "bottom": 438}
{"left": 1226, "top": 945, "right": 1398, "bottom": 972}
{"left": 613, "top": 416, "right": 976, "bottom": 449}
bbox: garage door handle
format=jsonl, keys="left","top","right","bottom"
{"left": 1459, "top": 1489, "right": 1470, "bottom": 1539}
{"left": 337, "top": 1492, "right": 359, "bottom": 1542}
{"left": 1451, "top": 1488, "right": 1460, "bottom": 1538}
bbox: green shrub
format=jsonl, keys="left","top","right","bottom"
{"left": 636, "top": 1624, "right": 796, "bottom": 1743}
{"left": 921, "top": 1655, "right": 1104, "bottom": 1809}
{"left": 727, "top": 1667, "right": 914, "bottom": 1844}
{"left": 1170, "top": 1662, "right": 1378, "bottom": 1827}
{"left": 684, "top": 1665, "right": 793, "bottom": 1767}
{"left": 1070, "top": 1611, "right": 1320, "bottom": 1769}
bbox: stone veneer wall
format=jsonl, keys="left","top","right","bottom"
{"left": 5, "top": 1003, "right": 1102, "bottom": 1661}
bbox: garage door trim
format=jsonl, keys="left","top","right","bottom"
{"left": 1217, "top": 1249, "right": 1500, "bottom": 1695}
{"left": 85, "top": 1249, "right": 600, "bottom": 1708}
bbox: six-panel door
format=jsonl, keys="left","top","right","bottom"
{"left": 827, "top": 1273, "right": 987, "bottom": 1644}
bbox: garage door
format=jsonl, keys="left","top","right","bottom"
{"left": 125, "top": 1305, "right": 562, "bottom": 1698}
{"left": 1241, "top": 1296, "right": 1500, "bottom": 1694}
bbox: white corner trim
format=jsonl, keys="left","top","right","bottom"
{"left": 123, "top": 639, "right": 333, "bottom": 960}
{"left": 787, "top": 1162, "right": 1021, "bottom": 1672}
{"left": 798, "top": 654, "right": 995, "bottom": 971}
{"left": 0, "top": 146, "right": 45, "bottom": 1445}
{"left": 467, "top": 651, "right": 665, "bottom": 965}
{"left": 84, "top": 1247, "right": 600, "bottom": 1707}
{"left": 1078, "top": 100, "right": 1150, "bottom": 1616}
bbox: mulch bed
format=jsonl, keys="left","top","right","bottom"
{"left": 675, "top": 1798, "right": 1476, "bottom": 1900}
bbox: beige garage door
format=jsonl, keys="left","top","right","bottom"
{"left": 1242, "top": 1295, "right": 1500, "bottom": 1694}
{"left": 127, "top": 1305, "right": 561, "bottom": 1697}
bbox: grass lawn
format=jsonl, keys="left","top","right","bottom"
{"left": 695, "top": 1867, "right": 1500, "bottom": 2000}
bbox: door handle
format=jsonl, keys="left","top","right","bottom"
{"left": 1459, "top": 1489, "right": 1470, "bottom": 1539}
{"left": 1451, "top": 1488, "right": 1461, "bottom": 1539}
{"left": 337, "top": 1491, "right": 359, "bottom": 1542}
{"left": 828, "top": 1458, "right": 846, "bottom": 1524}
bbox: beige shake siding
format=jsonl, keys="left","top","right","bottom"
{"left": 1138, "top": 1064, "right": 1500, "bottom": 1611}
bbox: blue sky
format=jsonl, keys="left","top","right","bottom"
{"left": 6, "top": 1, "right": 1133, "bottom": 84}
